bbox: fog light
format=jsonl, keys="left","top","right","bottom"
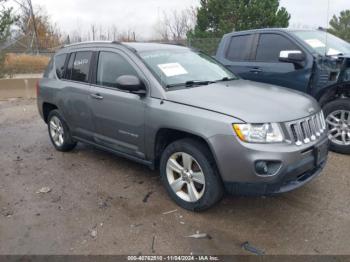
{"left": 255, "top": 161, "right": 268, "bottom": 175}
{"left": 255, "top": 161, "right": 282, "bottom": 176}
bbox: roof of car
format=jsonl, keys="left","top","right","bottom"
{"left": 223, "top": 28, "right": 321, "bottom": 36}
{"left": 62, "top": 41, "right": 188, "bottom": 53}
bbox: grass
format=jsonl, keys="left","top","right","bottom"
{"left": 3, "top": 53, "right": 51, "bottom": 76}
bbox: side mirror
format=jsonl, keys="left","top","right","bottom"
{"left": 279, "top": 50, "right": 305, "bottom": 63}
{"left": 116, "top": 75, "right": 146, "bottom": 95}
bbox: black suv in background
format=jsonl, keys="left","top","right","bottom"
{"left": 216, "top": 29, "right": 350, "bottom": 154}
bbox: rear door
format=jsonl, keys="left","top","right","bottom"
{"left": 216, "top": 33, "right": 259, "bottom": 80}
{"left": 89, "top": 49, "right": 146, "bottom": 159}
{"left": 60, "top": 51, "right": 95, "bottom": 141}
{"left": 249, "top": 33, "right": 311, "bottom": 92}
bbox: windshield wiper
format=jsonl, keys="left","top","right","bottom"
{"left": 166, "top": 77, "right": 237, "bottom": 89}
{"left": 214, "top": 77, "right": 237, "bottom": 82}
{"left": 166, "top": 80, "right": 214, "bottom": 89}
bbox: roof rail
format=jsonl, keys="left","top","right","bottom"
{"left": 63, "top": 40, "right": 114, "bottom": 48}
{"left": 62, "top": 40, "right": 139, "bottom": 52}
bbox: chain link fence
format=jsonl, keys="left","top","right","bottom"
{"left": 0, "top": 37, "right": 221, "bottom": 78}
{"left": 0, "top": 35, "right": 58, "bottom": 78}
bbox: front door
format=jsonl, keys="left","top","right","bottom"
{"left": 89, "top": 50, "right": 146, "bottom": 159}
{"left": 248, "top": 33, "right": 312, "bottom": 92}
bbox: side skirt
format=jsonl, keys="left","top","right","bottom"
{"left": 73, "top": 136, "right": 155, "bottom": 169}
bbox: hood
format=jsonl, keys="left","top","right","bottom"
{"left": 165, "top": 79, "right": 320, "bottom": 123}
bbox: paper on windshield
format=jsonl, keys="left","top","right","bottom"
{"left": 305, "top": 39, "right": 326, "bottom": 48}
{"left": 158, "top": 63, "right": 188, "bottom": 77}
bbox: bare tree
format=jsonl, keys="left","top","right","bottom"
{"left": 91, "top": 24, "right": 96, "bottom": 41}
{"left": 99, "top": 24, "right": 106, "bottom": 40}
{"left": 118, "top": 28, "right": 136, "bottom": 42}
{"left": 71, "top": 30, "right": 82, "bottom": 43}
{"left": 155, "top": 8, "right": 197, "bottom": 41}
{"left": 110, "top": 25, "right": 118, "bottom": 41}
{"left": 154, "top": 20, "right": 169, "bottom": 41}
{"left": 15, "top": 2, "right": 62, "bottom": 50}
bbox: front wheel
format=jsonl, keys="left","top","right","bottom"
{"left": 160, "top": 138, "right": 224, "bottom": 211}
{"left": 323, "top": 98, "right": 350, "bottom": 154}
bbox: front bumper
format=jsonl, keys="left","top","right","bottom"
{"left": 209, "top": 134, "right": 329, "bottom": 196}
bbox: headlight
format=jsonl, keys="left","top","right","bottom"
{"left": 233, "top": 123, "right": 284, "bottom": 143}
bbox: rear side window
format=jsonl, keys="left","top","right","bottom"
{"left": 70, "top": 51, "right": 93, "bottom": 83}
{"left": 96, "top": 51, "right": 138, "bottom": 88}
{"left": 55, "top": 54, "right": 67, "bottom": 79}
{"left": 226, "top": 34, "right": 254, "bottom": 61}
{"left": 255, "top": 34, "right": 301, "bottom": 62}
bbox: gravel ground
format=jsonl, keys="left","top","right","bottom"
{"left": 0, "top": 98, "right": 349, "bottom": 255}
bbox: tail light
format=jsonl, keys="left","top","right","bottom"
{"left": 36, "top": 80, "right": 40, "bottom": 97}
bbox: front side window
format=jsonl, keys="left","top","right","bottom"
{"left": 226, "top": 34, "right": 254, "bottom": 61}
{"left": 255, "top": 34, "right": 301, "bottom": 62}
{"left": 70, "top": 51, "right": 93, "bottom": 83}
{"left": 55, "top": 54, "right": 67, "bottom": 79}
{"left": 97, "top": 52, "right": 138, "bottom": 88}
{"left": 140, "top": 49, "right": 236, "bottom": 88}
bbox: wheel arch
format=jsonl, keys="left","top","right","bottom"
{"left": 42, "top": 102, "right": 58, "bottom": 123}
{"left": 317, "top": 82, "right": 350, "bottom": 107}
{"left": 153, "top": 128, "right": 218, "bottom": 170}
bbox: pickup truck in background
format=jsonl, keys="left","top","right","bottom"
{"left": 216, "top": 28, "right": 350, "bottom": 154}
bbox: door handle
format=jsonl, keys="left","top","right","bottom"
{"left": 249, "top": 68, "right": 263, "bottom": 74}
{"left": 90, "top": 93, "right": 104, "bottom": 100}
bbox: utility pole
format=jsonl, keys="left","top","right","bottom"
{"left": 27, "top": 0, "right": 40, "bottom": 54}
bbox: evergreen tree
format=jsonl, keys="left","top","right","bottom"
{"left": 329, "top": 10, "right": 350, "bottom": 42}
{"left": 189, "top": 0, "right": 290, "bottom": 38}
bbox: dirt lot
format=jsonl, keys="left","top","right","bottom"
{"left": 0, "top": 98, "right": 349, "bottom": 255}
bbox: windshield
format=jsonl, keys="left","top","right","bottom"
{"left": 293, "top": 30, "right": 350, "bottom": 56}
{"left": 139, "top": 49, "right": 236, "bottom": 88}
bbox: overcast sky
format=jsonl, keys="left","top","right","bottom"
{"left": 21, "top": 0, "right": 350, "bottom": 39}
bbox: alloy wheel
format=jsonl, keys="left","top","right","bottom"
{"left": 49, "top": 116, "right": 65, "bottom": 147}
{"left": 166, "top": 152, "right": 205, "bottom": 203}
{"left": 326, "top": 110, "right": 350, "bottom": 146}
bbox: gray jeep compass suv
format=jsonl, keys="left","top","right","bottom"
{"left": 37, "top": 41, "right": 329, "bottom": 211}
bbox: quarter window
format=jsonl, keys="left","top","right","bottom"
{"left": 97, "top": 52, "right": 138, "bottom": 88}
{"left": 55, "top": 54, "right": 67, "bottom": 79}
{"left": 226, "top": 35, "right": 254, "bottom": 61}
{"left": 70, "top": 51, "right": 93, "bottom": 83}
{"left": 255, "top": 34, "right": 301, "bottom": 62}
{"left": 64, "top": 53, "right": 75, "bottom": 80}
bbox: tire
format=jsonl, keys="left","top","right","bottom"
{"left": 323, "top": 98, "right": 350, "bottom": 154}
{"left": 160, "top": 138, "right": 224, "bottom": 211}
{"left": 47, "top": 110, "right": 77, "bottom": 152}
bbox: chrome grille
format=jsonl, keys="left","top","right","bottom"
{"left": 285, "top": 111, "right": 326, "bottom": 146}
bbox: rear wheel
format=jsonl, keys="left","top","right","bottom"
{"left": 160, "top": 138, "right": 223, "bottom": 211}
{"left": 47, "top": 110, "right": 77, "bottom": 152}
{"left": 323, "top": 98, "right": 350, "bottom": 154}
